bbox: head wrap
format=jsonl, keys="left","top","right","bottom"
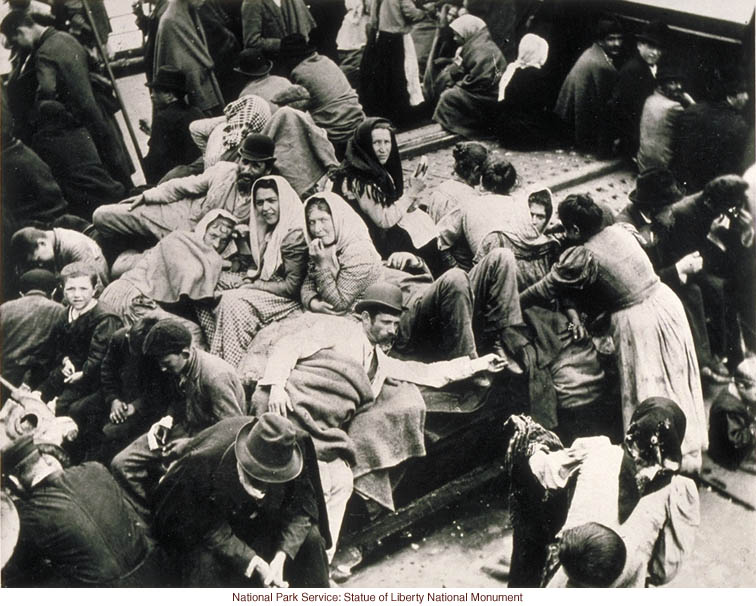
{"left": 336, "top": 117, "right": 403, "bottom": 207}
{"left": 304, "top": 192, "right": 381, "bottom": 269}
{"left": 222, "top": 94, "right": 272, "bottom": 151}
{"left": 193, "top": 208, "right": 239, "bottom": 257}
{"left": 449, "top": 14, "right": 487, "bottom": 42}
{"left": 247, "top": 176, "right": 304, "bottom": 281}
{"left": 498, "top": 34, "right": 549, "bottom": 101}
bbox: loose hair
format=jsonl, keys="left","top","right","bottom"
{"left": 559, "top": 523, "right": 626, "bottom": 587}
{"left": 253, "top": 177, "right": 279, "bottom": 198}
{"left": 305, "top": 197, "right": 332, "bottom": 218}
{"left": 557, "top": 193, "right": 604, "bottom": 238}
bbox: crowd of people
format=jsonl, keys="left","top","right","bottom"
{"left": 1, "top": 0, "right": 756, "bottom": 591}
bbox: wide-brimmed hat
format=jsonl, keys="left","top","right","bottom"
{"left": 354, "top": 282, "right": 404, "bottom": 315}
{"left": 636, "top": 20, "right": 670, "bottom": 48}
{"left": 238, "top": 133, "right": 276, "bottom": 162}
{"left": 145, "top": 65, "right": 187, "bottom": 94}
{"left": 235, "top": 414, "right": 303, "bottom": 484}
{"left": 278, "top": 33, "right": 316, "bottom": 61}
{"left": 628, "top": 167, "right": 684, "bottom": 207}
{"left": 234, "top": 48, "right": 273, "bottom": 78}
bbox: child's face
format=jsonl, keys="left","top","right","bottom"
{"left": 32, "top": 239, "right": 54, "bottom": 264}
{"left": 63, "top": 276, "right": 95, "bottom": 310}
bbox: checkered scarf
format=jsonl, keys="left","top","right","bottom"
{"left": 222, "top": 94, "right": 272, "bottom": 151}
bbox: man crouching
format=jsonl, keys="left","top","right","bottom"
{"left": 152, "top": 414, "right": 331, "bottom": 587}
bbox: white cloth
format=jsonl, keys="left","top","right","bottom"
{"left": 403, "top": 34, "right": 424, "bottom": 106}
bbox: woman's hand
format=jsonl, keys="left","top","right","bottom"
{"left": 308, "top": 238, "right": 330, "bottom": 265}
{"left": 268, "top": 385, "right": 292, "bottom": 417}
{"left": 309, "top": 298, "right": 340, "bottom": 315}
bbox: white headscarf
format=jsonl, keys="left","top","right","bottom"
{"left": 498, "top": 34, "right": 550, "bottom": 101}
{"left": 248, "top": 175, "right": 304, "bottom": 281}
{"left": 449, "top": 14, "right": 487, "bottom": 42}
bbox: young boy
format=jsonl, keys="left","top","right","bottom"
{"left": 10, "top": 226, "right": 110, "bottom": 288}
{"left": 38, "top": 263, "right": 122, "bottom": 460}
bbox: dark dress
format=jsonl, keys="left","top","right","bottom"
{"left": 495, "top": 65, "right": 566, "bottom": 149}
{"left": 143, "top": 100, "right": 205, "bottom": 185}
{"left": 152, "top": 416, "right": 330, "bottom": 587}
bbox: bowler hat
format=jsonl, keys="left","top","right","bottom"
{"left": 234, "top": 48, "right": 273, "bottom": 78}
{"left": 235, "top": 414, "right": 303, "bottom": 484}
{"left": 628, "top": 167, "right": 684, "bottom": 207}
{"left": 636, "top": 21, "right": 670, "bottom": 48}
{"left": 278, "top": 33, "right": 316, "bottom": 61}
{"left": 1, "top": 436, "right": 40, "bottom": 474}
{"left": 656, "top": 63, "right": 684, "bottom": 83}
{"left": 146, "top": 65, "right": 187, "bottom": 94}
{"left": 238, "top": 133, "right": 276, "bottom": 162}
{"left": 354, "top": 282, "right": 404, "bottom": 315}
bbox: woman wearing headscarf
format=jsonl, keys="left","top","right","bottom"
{"left": 99, "top": 208, "right": 241, "bottom": 345}
{"left": 203, "top": 176, "right": 307, "bottom": 367}
{"left": 520, "top": 193, "right": 707, "bottom": 472}
{"left": 494, "top": 34, "right": 566, "bottom": 149}
{"left": 329, "top": 118, "right": 436, "bottom": 268}
{"left": 504, "top": 398, "right": 700, "bottom": 588}
{"left": 432, "top": 14, "right": 507, "bottom": 138}
{"left": 300, "top": 192, "right": 382, "bottom": 314}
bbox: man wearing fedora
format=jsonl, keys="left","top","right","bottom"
{"left": 256, "top": 282, "right": 507, "bottom": 559}
{"left": 637, "top": 64, "right": 695, "bottom": 173}
{"left": 1, "top": 436, "right": 163, "bottom": 587}
{"left": 609, "top": 20, "right": 671, "bottom": 157}
{"left": 616, "top": 169, "right": 738, "bottom": 382}
{"left": 143, "top": 65, "right": 205, "bottom": 185}
{"left": 241, "top": 0, "right": 316, "bottom": 55}
{"left": 278, "top": 33, "right": 365, "bottom": 156}
{"left": 236, "top": 47, "right": 294, "bottom": 112}
{"left": 93, "top": 132, "right": 278, "bottom": 247}
{"left": 152, "top": 414, "right": 330, "bottom": 587}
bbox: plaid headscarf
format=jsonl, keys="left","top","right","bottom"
{"left": 222, "top": 95, "right": 272, "bottom": 151}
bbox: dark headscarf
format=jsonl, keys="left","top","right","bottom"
{"left": 618, "top": 397, "right": 686, "bottom": 522}
{"left": 333, "top": 117, "right": 404, "bottom": 207}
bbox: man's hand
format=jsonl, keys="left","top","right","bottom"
{"left": 63, "top": 371, "right": 84, "bottom": 384}
{"left": 61, "top": 357, "right": 76, "bottom": 378}
{"left": 109, "top": 399, "right": 134, "bottom": 424}
{"left": 268, "top": 385, "right": 292, "bottom": 417}
{"left": 676, "top": 251, "right": 703, "bottom": 278}
{"left": 122, "top": 194, "right": 146, "bottom": 211}
{"left": 309, "top": 298, "right": 339, "bottom": 315}
{"left": 565, "top": 308, "right": 587, "bottom": 341}
{"left": 477, "top": 353, "right": 508, "bottom": 374}
{"left": 386, "top": 252, "right": 422, "bottom": 272}
{"left": 161, "top": 437, "right": 192, "bottom": 461}
{"left": 264, "top": 551, "right": 289, "bottom": 588}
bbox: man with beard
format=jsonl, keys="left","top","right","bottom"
{"left": 255, "top": 282, "right": 507, "bottom": 562}
{"left": 93, "top": 134, "right": 277, "bottom": 248}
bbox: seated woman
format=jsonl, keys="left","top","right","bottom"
{"left": 494, "top": 34, "right": 566, "bottom": 150}
{"left": 432, "top": 15, "right": 507, "bottom": 138}
{"left": 203, "top": 176, "right": 308, "bottom": 367}
{"left": 520, "top": 194, "right": 707, "bottom": 472}
{"left": 504, "top": 399, "right": 700, "bottom": 588}
{"left": 329, "top": 118, "right": 437, "bottom": 271}
{"left": 301, "top": 192, "right": 382, "bottom": 314}
{"left": 99, "top": 209, "right": 241, "bottom": 346}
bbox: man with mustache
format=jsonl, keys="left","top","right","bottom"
{"left": 93, "top": 134, "right": 277, "bottom": 250}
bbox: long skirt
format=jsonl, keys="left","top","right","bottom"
{"left": 433, "top": 85, "right": 499, "bottom": 138}
{"left": 203, "top": 288, "right": 301, "bottom": 368}
{"left": 612, "top": 282, "right": 707, "bottom": 471}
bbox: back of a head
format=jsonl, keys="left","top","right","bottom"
{"left": 481, "top": 156, "right": 517, "bottom": 195}
{"left": 18, "top": 268, "right": 58, "bottom": 296}
{"left": 558, "top": 193, "right": 604, "bottom": 237}
{"left": 559, "top": 523, "right": 627, "bottom": 587}
{"left": 453, "top": 142, "right": 488, "bottom": 183}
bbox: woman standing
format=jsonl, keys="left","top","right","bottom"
{"left": 205, "top": 176, "right": 307, "bottom": 367}
{"left": 520, "top": 194, "right": 707, "bottom": 472}
{"left": 432, "top": 14, "right": 507, "bottom": 138}
{"left": 330, "top": 118, "right": 435, "bottom": 267}
{"left": 300, "top": 192, "right": 382, "bottom": 314}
